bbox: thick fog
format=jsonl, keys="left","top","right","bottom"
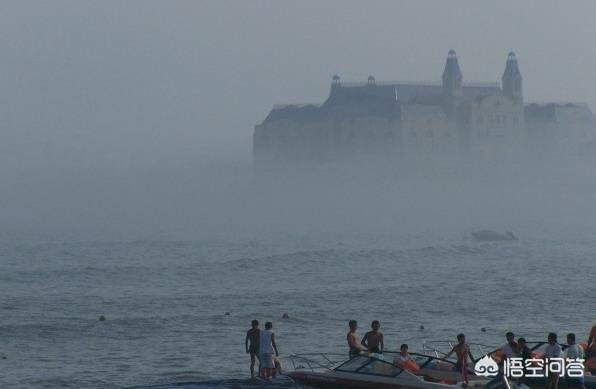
{"left": 1, "top": 1, "right": 596, "bottom": 242}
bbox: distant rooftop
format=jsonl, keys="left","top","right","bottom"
{"left": 261, "top": 79, "right": 502, "bottom": 125}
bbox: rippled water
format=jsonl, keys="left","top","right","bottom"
{"left": 1, "top": 235, "right": 594, "bottom": 388}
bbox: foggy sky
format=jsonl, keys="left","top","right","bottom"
{"left": 1, "top": 1, "right": 596, "bottom": 241}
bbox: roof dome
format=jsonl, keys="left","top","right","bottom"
{"left": 331, "top": 74, "right": 341, "bottom": 86}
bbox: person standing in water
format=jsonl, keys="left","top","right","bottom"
{"left": 245, "top": 320, "right": 260, "bottom": 379}
{"left": 259, "top": 322, "right": 279, "bottom": 382}
{"left": 361, "top": 320, "right": 384, "bottom": 354}
{"left": 347, "top": 320, "right": 362, "bottom": 358}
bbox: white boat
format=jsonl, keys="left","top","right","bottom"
{"left": 286, "top": 353, "right": 519, "bottom": 389}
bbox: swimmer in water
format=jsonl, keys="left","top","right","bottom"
{"left": 361, "top": 320, "right": 384, "bottom": 354}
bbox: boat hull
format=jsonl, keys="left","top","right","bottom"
{"left": 287, "top": 370, "right": 470, "bottom": 389}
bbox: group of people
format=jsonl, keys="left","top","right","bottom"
{"left": 245, "top": 320, "right": 280, "bottom": 381}
{"left": 245, "top": 317, "right": 595, "bottom": 388}
{"left": 489, "top": 331, "right": 590, "bottom": 389}
{"left": 347, "top": 320, "right": 596, "bottom": 389}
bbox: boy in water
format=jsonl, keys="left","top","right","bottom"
{"left": 347, "top": 320, "right": 362, "bottom": 358}
{"left": 361, "top": 320, "right": 384, "bottom": 354}
{"left": 259, "top": 322, "right": 279, "bottom": 382}
{"left": 444, "top": 333, "right": 473, "bottom": 382}
{"left": 245, "top": 319, "right": 260, "bottom": 379}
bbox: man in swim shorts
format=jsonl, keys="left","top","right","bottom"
{"left": 347, "top": 320, "right": 362, "bottom": 358}
{"left": 361, "top": 320, "right": 384, "bottom": 354}
{"left": 444, "top": 333, "right": 472, "bottom": 382}
{"left": 245, "top": 319, "right": 260, "bottom": 379}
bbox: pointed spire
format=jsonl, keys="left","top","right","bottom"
{"left": 442, "top": 49, "right": 463, "bottom": 98}
{"left": 442, "top": 49, "right": 462, "bottom": 81}
{"left": 502, "top": 51, "right": 522, "bottom": 100}
{"left": 503, "top": 51, "right": 521, "bottom": 79}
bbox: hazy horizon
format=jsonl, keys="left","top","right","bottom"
{"left": 1, "top": 1, "right": 596, "bottom": 241}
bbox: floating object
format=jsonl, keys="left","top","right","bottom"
{"left": 481, "top": 327, "right": 486, "bottom": 332}
{"left": 99, "top": 315, "right": 106, "bottom": 321}
{"left": 225, "top": 312, "right": 230, "bottom": 316}
{"left": 1, "top": 356, "right": 6, "bottom": 359}
{"left": 282, "top": 313, "right": 289, "bottom": 319}
{"left": 471, "top": 230, "right": 518, "bottom": 241}
{"left": 419, "top": 325, "right": 425, "bottom": 330}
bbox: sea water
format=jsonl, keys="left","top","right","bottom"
{"left": 1, "top": 235, "right": 594, "bottom": 388}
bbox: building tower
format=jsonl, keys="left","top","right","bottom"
{"left": 502, "top": 51, "right": 523, "bottom": 101}
{"left": 332, "top": 74, "right": 341, "bottom": 88}
{"left": 442, "top": 49, "right": 463, "bottom": 99}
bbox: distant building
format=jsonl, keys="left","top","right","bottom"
{"left": 254, "top": 51, "right": 594, "bottom": 171}
{"left": 525, "top": 102, "right": 595, "bottom": 154}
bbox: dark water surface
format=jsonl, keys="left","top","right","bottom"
{"left": 1, "top": 235, "right": 594, "bottom": 388}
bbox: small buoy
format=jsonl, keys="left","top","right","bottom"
{"left": 99, "top": 315, "right": 106, "bottom": 321}
{"left": 225, "top": 312, "right": 230, "bottom": 316}
{"left": 419, "top": 325, "right": 425, "bottom": 330}
{"left": 282, "top": 313, "right": 289, "bottom": 319}
{"left": 481, "top": 327, "right": 486, "bottom": 332}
